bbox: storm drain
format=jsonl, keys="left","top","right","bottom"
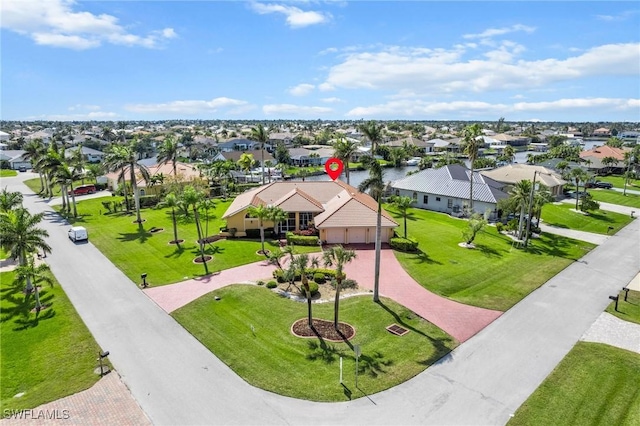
{"left": 386, "top": 324, "right": 409, "bottom": 336}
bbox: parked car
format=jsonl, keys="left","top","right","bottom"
{"left": 595, "top": 181, "right": 613, "bottom": 189}
{"left": 68, "top": 184, "right": 96, "bottom": 196}
{"left": 567, "top": 191, "right": 589, "bottom": 199}
{"left": 68, "top": 226, "right": 88, "bottom": 242}
{"left": 18, "top": 166, "right": 27, "bottom": 172}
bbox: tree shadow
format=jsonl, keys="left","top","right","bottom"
{"left": 473, "top": 243, "right": 502, "bottom": 258}
{"left": 0, "top": 286, "right": 56, "bottom": 330}
{"left": 545, "top": 222, "right": 570, "bottom": 229}
{"left": 358, "top": 351, "right": 393, "bottom": 378}
{"left": 306, "top": 340, "right": 343, "bottom": 364}
{"left": 407, "top": 249, "right": 442, "bottom": 265}
{"left": 116, "top": 223, "right": 152, "bottom": 243}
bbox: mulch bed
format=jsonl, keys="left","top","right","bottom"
{"left": 193, "top": 255, "right": 213, "bottom": 264}
{"left": 291, "top": 318, "right": 356, "bottom": 342}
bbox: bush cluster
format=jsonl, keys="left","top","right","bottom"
{"left": 313, "top": 273, "right": 326, "bottom": 284}
{"left": 389, "top": 237, "right": 419, "bottom": 252}
{"left": 245, "top": 228, "right": 274, "bottom": 239}
{"left": 266, "top": 281, "right": 277, "bottom": 289}
{"left": 299, "top": 281, "right": 319, "bottom": 296}
{"left": 495, "top": 222, "right": 504, "bottom": 233}
{"left": 329, "top": 278, "right": 358, "bottom": 290}
{"left": 285, "top": 232, "right": 320, "bottom": 246}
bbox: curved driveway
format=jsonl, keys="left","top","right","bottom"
{"left": 3, "top": 173, "right": 639, "bottom": 426}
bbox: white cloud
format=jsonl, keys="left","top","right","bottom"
{"left": 463, "top": 24, "right": 536, "bottom": 40}
{"left": 125, "top": 97, "right": 252, "bottom": 114}
{"left": 596, "top": 10, "right": 638, "bottom": 22}
{"left": 263, "top": 104, "right": 332, "bottom": 116}
{"left": 289, "top": 83, "right": 315, "bottom": 96}
{"left": 0, "top": 0, "right": 177, "bottom": 50}
{"left": 345, "top": 98, "right": 639, "bottom": 118}
{"left": 321, "top": 97, "right": 343, "bottom": 103}
{"left": 250, "top": 2, "right": 331, "bottom": 28}
{"left": 321, "top": 42, "right": 640, "bottom": 94}
{"left": 28, "top": 111, "right": 118, "bottom": 121}
{"left": 68, "top": 104, "right": 101, "bottom": 111}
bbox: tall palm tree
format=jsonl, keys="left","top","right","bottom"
{"left": 181, "top": 186, "right": 209, "bottom": 275}
{"left": 157, "top": 192, "right": 181, "bottom": 247}
{"left": 85, "top": 163, "right": 104, "bottom": 184}
{"left": 390, "top": 195, "right": 414, "bottom": 239}
{"left": 503, "top": 145, "right": 516, "bottom": 164}
{"left": 570, "top": 168, "right": 590, "bottom": 211}
{"left": 104, "top": 142, "right": 150, "bottom": 223}
{"left": 358, "top": 156, "right": 385, "bottom": 302}
{"left": 332, "top": 137, "right": 358, "bottom": 185}
{"left": 22, "top": 139, "right": 46, "bottom": 192}
{"left": 157, "top": 136, "right": 180, "bottom": 176}
{"left": 13, "top": 258, "right": 54, "bottom": 313}
{"left": 237, "top": 153, "right": 255, "bottom": 175}
{"left": 292, "top": 253, "right": 318, "bottom": 327}
{"left": 509, "top": 180, "right": 532, "bottom": 241}
{"left": 69, "top": 145, "right": 86, "bottom": 183}
{"left": 359, "top": 120, "right": 383, "bottom": 157}
{"left": 102, "top": 126, "right": 115, "bottom": 144}
{"left": 54, "top": 164, "right": 82, "bottom": 217}
{"left": 248, "top": 204, "right": 272, "bottom": 256}
{"left": 0, "top": 188, "right": 23, "bottom": 212}
{"left": 0, "top": 208, "right": 51, "bottom": 292}
{"left": 268, "top": 206, "right": 287, "bottom": 240}
{"left": 461, "top": 123, "right": 483, "bottom": 213}
{"left": 322, "top": 245, "right": 356, "bottom": 329}
{"left": 250, "top": 124, "right": 270, "bottom": 185}
{"left": 601, "top": 156, "right": 619, "bottom": 174}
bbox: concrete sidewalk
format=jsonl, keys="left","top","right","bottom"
{"left": 538, "top": 223, "right": 610, "bottom": 245}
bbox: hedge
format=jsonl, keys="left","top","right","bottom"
{"left": 286, "top": 232, "right": 320, "bottom": 246}
{"left": 300, "top": 281, "right": 319, "bottom": 296}
{"left": 389, "top": 237, "right": 419, "bottom": 252}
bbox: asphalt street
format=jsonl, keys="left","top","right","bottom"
{"left": 3, "top": 173, "right": 639, "bottom": 425}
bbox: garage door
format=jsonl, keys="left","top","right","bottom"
{"left": 348, "top": 228, "right": 366, "bottom": 244}
{"left": 325, "top": 229, "right": 345, "bottom": 244}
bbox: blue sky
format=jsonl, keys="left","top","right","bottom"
{"left": 1, "top": 1, "right": 639, "bottom": 122}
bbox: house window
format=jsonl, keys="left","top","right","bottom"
{"left": 447, "top": 199, "right": 453, "bottom": 208}
{"left": 423, "top": 195, "right": 428, "bottom": 204}
{"left": 436, "top": 197, "right": 441, "bottom": 202}
{"left": 395, "top": 190, "right": 399, "bottom": 196}
{"left": 299, "top": 212, "right": 313, "bottom": 229}
{"left": 279, "top": 213, "right": 296, "bottom": 232}
{"left": 412, "top": 192, "right": 417, "bottom": 200}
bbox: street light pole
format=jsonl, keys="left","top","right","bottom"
{"left": 524, "top": 171, "right": 538, "bottom": 248}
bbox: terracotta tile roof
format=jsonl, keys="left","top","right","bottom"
{"left": 579, "top": 145, "right": 628, "bottom": 161}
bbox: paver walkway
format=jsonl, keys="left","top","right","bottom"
{"left": 1, "top": 372, "right": 150, "bottom": 426}
{"left": 580, "top": 312, "right": 640, "bottom": 354}
{"left": 145, "top": 246, "right": 502, "bottom": 343}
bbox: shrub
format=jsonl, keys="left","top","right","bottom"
{"left": 266, "top": 281, "right": 277, "bottom": 289}
{"left": 273, "top": 269, "right": 285, "bottom": 283}
{"left": 506, "top": 218, "right": 519, "bottom": 232}
{"left": 308, "top": 268, "right": 337, "bottom": 279}
{"left": 256, "top": 280, "right": 265, "bottom": 286}
{"left": 245, "top": 228, "right": 274, "bottom": 239}
{"left": 389, "top": 237, "right": 419, "bottom": 252}
{"left": 139, "top": 195, "right": 160, "bottom": 208}
{"left": 286, "top": 232, "right": 320, "bottom": 246}
{"left": 299, "top": 281, "right": 319, "bottom": 296}
{"left": 329, "top": 278, "right": 358, "bottom": 290}
{"left": 313, "top": 273, "right": 326, "bottom": 284}
{"left": 495, "top": 222, "right": 504, "bottom": 233}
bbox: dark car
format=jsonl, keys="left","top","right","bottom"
{"left": 567, "top": 191, "right": 589, "bottom": 199}
{"left": 18, "top": 166, "right": 27, "bottom": 172}
{"left": 595, "top": 181, "right": 613, "bottom": 189}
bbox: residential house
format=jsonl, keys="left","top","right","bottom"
{"left": 217, "top": 138, "right": 268, "bottom": 153}
{"left": 0, "top": 131, "right": 9, "bottom": 142}
{"left": 390, "top": 164, "right": 508, "bottom": 219}
{"left": 222, "top": 181, "right": 398, "bottom": 244}
{"left": 288, "top": 147, "right": 333, "bottom": 167}
{"left": 489, "top": 133, "right": 530, "bottom": 147}
{"left": 104, "top": 162, "right": 204, "bottom": 196}
{"left": 65, "top": 146, "right": 106, "bottom": 163}
{"left": 269, "top": 132, "right": 296, "bottom": 147}
{"left": 481, "top": 164, "right": 567, "bottom": 200}
{"left": 0, "top": 150, "right": 30, "bottom": 170}
{"left": 212, "top": 150, "right": 275, "bottom": 167}
{"left": 592, "top": 127, "right": 611, "bottom": 138}
{"left": 579, "top": 145, "right": 630, "bottom": 174}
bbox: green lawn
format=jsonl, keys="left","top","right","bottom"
{"left": 607, "top": 289, "right": 640, "bottom": 325}
{"left": 60, "top": 197, "right": 319, "bottom": 286}
{"left": 589, "top": 190, "right": 640, "bottom": 209}
{"left": 596, "top": 175, "right": 640, "bottom": 190}
{"left": 0, "top": 270, "right": 102, "bottom": 412}
{"left": 386, "top": 207, "right": 594, "bottom": 311}
{"left": 23, "top": 177, "right": 95, "bottom": 197}
{"left": 0, "top": 170, "right": 18, "bottom": 177}
{"left": 509, "top": 342, "right": 640, "bottom": 426}
{"left": 541, "top": 202, "right": 633, "bottom": 234}
{"left": 173, "top": 285, "right": 456, "bottom": 401}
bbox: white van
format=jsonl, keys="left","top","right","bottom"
{"left": 68, "top": 226, "right": 88, "bottom": 242}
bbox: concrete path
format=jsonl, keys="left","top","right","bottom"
{"left": 611, "top": 186, "right": 640, "bottom": 196}
{"left": 627, "top": 272, "right": 640, "bottom": 291}
{"left": 3, "top": 172, "right": 639, "bottom": 426}
{"left": 561, "top": 197, "right": 638, "bottom": 216}
{"left": 580, "top": 312, "right": 640, "bottom": 354}
{"left": 146, "top": 246, "right": 502, "bottom": 343}
{"left": 538, "top": 223, "right": 610, "bottom": 245}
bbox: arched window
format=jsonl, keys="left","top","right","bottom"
{"left": 412, "top": 192, "right": 417, "bottom": 200}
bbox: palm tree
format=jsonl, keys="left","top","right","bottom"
{"left": 0, "top": 188, "right": 23, "bottom": 212}
{"left": 181, "top": 186, "right": 209, "bottom": 275}
{"left": 237, "top": 153, "right": 255, "bottom": 175}
{"left": 461, "top": 123, "right": 483, "bottom": 213}
{"left": 54, "top": 164, "right": 82, "bottom": 217}
{"left": 509, "top": 180, "right": 532, "bottom": 241}
{"left": 157, "top": 136, "right": 180, "bottom": 176}
{"left": 358, "top": 156, "right": 385, "bottom": 302}
{"left": 359, "top": 120, "right": 384, "bottom": 156}
{"left": 85, "top": 163, "right": 104, "bottom": 184}
{"left": 201, "top": 198, "right": 216, "bottom": 238}
{"left": 389, "top": 147, "right": 407, "bottom": 167}
{"left": 332, "top": 137, "right": 358, "bottom": 185}
{"left": 104, "top": 142, "right": 150, "bottom": 223}
{"left": 69, "top": 145, "right": 86, "bottom": 183}
{"left": 390, "top": 195, "right": 414, "bottom": 239}
{"left": 292, "top": 253, "right": 318, "bottom": 327}
{"left": 532, "top": 185, "right": 553, "bottom": 224}
{"left": 266, "top": 205, "right": 287, "bottom": 240}
{"left": 157, "top": 192, "right": 182, "bottom": 247}
{"left": 248, "top": 204, "right": 272, "bottom": 256}
{"left": 322, "top": 245, "right": 356, "bottom": 329}
{"left": 22, "top": 139, "right": 46, "bottom": 192}
{"left": 503, "top": 145, "right": 516, "bottom": 164}
{"left": 570, "top": 168, "right": 590, "bottom": 211}
{"left": 102, "top": 127, "right": 116, "bottom": 144}
{"left": 13, "top": 258, "right": 54, "bottom": 313}
{"left": 250, "top": 124, "right": 270, "bottom": 185}
{"left": 601, "top": 156, "right": 619, "bottom": 174}
{"left": 0, "top": 208, "right": 51, "bottom": 292}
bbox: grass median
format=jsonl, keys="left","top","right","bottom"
{"left": 589, "top": 190, "right": 640, "bottom": 209}
{"left": 607, "top": 289, "right": 640, "bottom": 325}
{"left": 173, "top": 285, "right": 457, "bottom": 401}
{"left": 386, "top": 206, "right": 595, "bottom": 311}
{"left": 540, "top": 202, "right": 633, "bottom": 234}
{"left": 0, "top": 270, "right": 102, "bottom": 412}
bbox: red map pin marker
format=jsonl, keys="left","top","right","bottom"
{"left": 325, "top": 157, "right": 344, "bottom": 181}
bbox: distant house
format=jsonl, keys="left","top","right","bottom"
{"left": 65, "top": 146, "right": 105, "bottom": 163}
{"left": 390, "top": 164, "right": 508, "bottom": 219}
{"left": 579, "top": 145, "right": 629, "bottom": 174}
{"left": 592, "top": 128, "right": 611, "bottom": 137}
{"left": 222, "top": 181, "right": 397, "bottom": 244}
{"left": 0, "top": 150, "right": 30, "bottom": 170}
{"left": 217, "top": 138, "right": 267, "bottom": 152}
{"left": 212, "top": 150, "right": 275, "bottom": 167}
{"left": 0, "top": 131, "right": 10, "bottom": 142}
{"left": 385, "top": 136, "right": 435, "bottom": 153}
{"left": 481, "top": 164, "right": 567, "bottom": 200}
{"left": 287, "top": 147, "right": 333, "bottom": 167}
{"left": 488, "top": 133, "right": 530, "bottom": 147}
{"left": 104, "top": 162, "right": 203, "bottom": 195}
{"left": 269, "top": 132, "right": 296, "bottom": 147}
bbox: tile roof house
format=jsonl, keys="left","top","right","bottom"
{"left": 222, "top": 181, "right": 398, "bottom": 244}
{"left": 390, "top": 164, "right": 508, "bottom": 219}
{"left": 579, "top": 145, "right": 630, "bottom": 174}
{"left": 481, "top": 164, "right": 567, "bottom": 200}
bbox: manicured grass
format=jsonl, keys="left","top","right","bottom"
{"left": 607, "top": 289, "right": 640, "bottom": 325}
{"left": 173, "top": 285, "right": 457, "bottom": 401}
{"left": 597, "top": 175, "right": 640, "bottom": 190}
{"left": 23, "top": 177, "right": 94, "bottom": 197}
{"left": 0, "top": 270, "right": 102, "bottom": 412}
{"left": 509, "top": 342, "right": 640, "bottom": 426}
{"left": 60, "top": 197, "right": 319, "bottom": 286}
{"left": 386, "top": 206, "right": 594, "bottom": 311}
{"left": 0, "top": 170, "right": 18, "bottom": 177}
{"left": 541, "top": 202, "right": 633, "bottom": 234}
{"left": 589, "top": 190, "right": 640, "bottom": 209}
